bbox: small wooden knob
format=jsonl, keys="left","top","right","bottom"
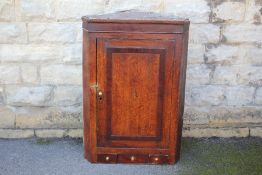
{"left": 105, "top": 156, "right": 110, "bottom": 161}
{"left": 130, "top": 156, "right": 135, "bottom": 161}
{"left": 154, "top": 157, "right": 159, "bottom": 161}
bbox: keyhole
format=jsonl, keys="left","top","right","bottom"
{"left": 98, "top": 91, "right": 103, "bottom": 101}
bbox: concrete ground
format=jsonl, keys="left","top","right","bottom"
{"left": 0, "top": 138, "right": 261, "bottom": 175}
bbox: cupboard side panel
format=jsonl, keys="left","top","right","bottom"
{"left": 168, "top": 34, "right": 184, "bottom": 164}
{"left": 175, "top": 30, "right": 189, "bottom": 162}
{"left": 83, "top": 30, "right": 97, "bottom": 162}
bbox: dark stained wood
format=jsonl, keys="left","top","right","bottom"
{"left": 117, "top": 154, "right": 148, "bottom": 164}
{"left": 169, "top": 34, "right": 184, "bottom": 164}
{"left": 148, "top": 155, "right": 169, "bottom": 164}
{"left": 96, "top": 147, "right": 169, "bottom": 155}
{"left": 82, "top": 11, "right": 189, "bottom": 164}
{"left": 83, "top": 23, "right": 186, "bottom": 34}
{"left": 175, "top": 30, "right": 189, "bottom": 162}
{"left": 97, "top": 154, "right": 117, "bottom": 163}
{"left": 82, "top": 31, "right": 98, "bottom": 162}
{"left": 106, "top": 47, "right": 165, "bottom": 141}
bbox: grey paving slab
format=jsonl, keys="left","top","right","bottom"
{"left": 0, "top": 138, "right": 261, "bottom": 175}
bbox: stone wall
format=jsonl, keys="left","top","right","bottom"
{"left": 0, "top": 0, "right": 261, "bottom": 138}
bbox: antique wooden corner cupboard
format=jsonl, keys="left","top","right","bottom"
{"left": 82, "top": 11, "right": 189, "bottom": 165}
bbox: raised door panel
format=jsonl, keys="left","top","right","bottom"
{"left": 108, "top": 47, "right": 164, "bottom": 141}
{"left": 97, "top": 38, "right": 176, "bottom": 149}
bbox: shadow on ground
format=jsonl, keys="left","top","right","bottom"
{"left": 0, "top": 137, "right": 261, "bottom": 175}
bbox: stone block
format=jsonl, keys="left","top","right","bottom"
{"left": 250, "top": 127, "right": 262, "bottom": 137}
{"left": 140, "top": 0, "right": 163, "bottom": 12}
{"left": 16, "top": 0, "right": 55, "bottom": 21}
{"left": 0, "top": 23, "right": 27, "bottom": 43}
{"left": 40, "top": 64, "right": 82, "bottom": 85}
{"left": 0, "top": 65, "right": 20, "bottom": 84}
{"left": 35, "top": 129, "right": 66, "bottom": 138}
{"left": 0, "top": 88, "right": 3, "bottom": 105}
{"left": 225, "top": 86, "right": 255, "bottom": 106}
{"left": 212, "top": 65, "right": 262, "bottom": 86}
{"left": 224, "top": 24, "right": 262, "bottom": 43}
{"left": 0, "top": 44, "right": 63, "bottom": 63}
{"left": 15, "top": 107, "right": 82, "bottom": 129}
{"left": 53, "top": 86, "right": 82, "bottom": 106}
{"left": 21, "top": 64, "right": 38, "bottom": 83}
{"left": 0, "top": 0, "right": 14, "bottom": 21}
{"left": 207, "top": 106, "right": 262, "bottom": 127}
{"left": 204, "top": 45, "right": 260, "bottom": 65}
{"left": 6, "top": 86, "right": 53, "bottom": 106}
{"left": 0, "top": 129, "right": 34, "bottom": 138}
{"left": 163, "top": 0, "right": 210, "bottom": 23}
{"left": 67, "top": 129, "right": 83, "bottom": 138}
{"left": 246, "top": 46, "right": 262, "bottom": 65}
{"left": 75, "top": 23, "right": 82, "bottom": 42}
{"left": 62, "top": 44, "right": 82, "bottom": 64}
{"left": 189, "top": 24, "right": 220, "bottom": 44}
{"left": 183, "top": 106, "right": 210, "bottom": 125}
{"left": 255, "top": 87, "right": 262, "bottom": 105}
{"left": 105, "top": 0, "right": 142, "bottom": 13}
{"left": 237, "top": 66, "right": 262, "bottom": 86}
{"left": 28, "top": 23, "right": 80, "bottom": 44}
{"left": 184, "top": 106, "right": 262, "bottom": 128}
{"left": 187, "top": 44, "right": 205, "bottom": 64}
{"left": 57, "top": 0, "right": 104, "bottom": 21}
{"left": 186, "top": 64, "right": 211, "bottom": 85}
{"left": 212, "top": 1, "right": 245, "bottom": 22}
{"left": 183, "top": 105, "right": 262, "bottom": 128}
{"left": 0, "top": 107, "right": 15, "bottom": 128}
{"left": 245, "top": 0, "right": 262, "bottom": 24}
{"left": 190, "top": 85, "right": 226, "bottom": 106}
{"left": 204, "top": 44, "right": 239, "bottom": 64}
{"left": 212, "top": 66, "right": 239, "bottom": 85}
{"left": 183, "top": 128, "right": 249, "bottom": 138}
{"left": 184, "top": 85, "right": 191, "bottom": 106}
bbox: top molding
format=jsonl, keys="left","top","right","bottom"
{"left": 82, "top": 10, "right": 190, "bottom": 34}
{"left": 82, "top": 10, "right": 189, "bottom": 25}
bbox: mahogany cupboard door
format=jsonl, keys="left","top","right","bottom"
{"left": 96, "top": 38, "right": 177, "bottom": 149}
